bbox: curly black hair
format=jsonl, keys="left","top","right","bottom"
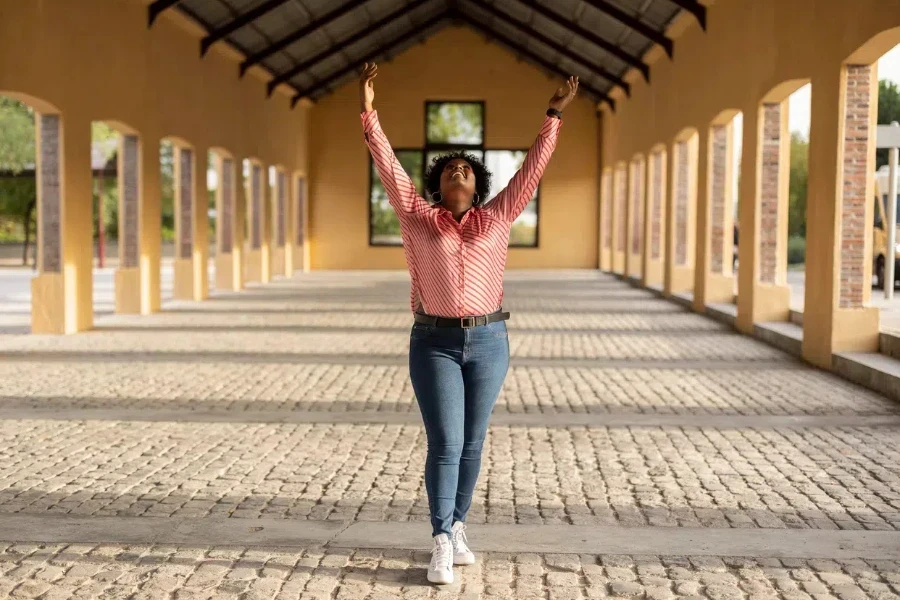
{"left": 424, "top": 151, "right": 492, "bottom": 206}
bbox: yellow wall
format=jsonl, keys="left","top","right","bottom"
{"left": 600, "top": 0, "right": 900, "bottom": 366}
{"left": 0, "top": 0, "right": 308, "bottom": 332}
{"left": 308, "top": 26, "right": 599, "bottom": 271}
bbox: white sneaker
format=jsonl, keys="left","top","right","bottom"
{"left": 451, "top": 521, "right": 476, "bottom": 565}
{"left": 428, "top": 533, "right": 453, "bottom": 584}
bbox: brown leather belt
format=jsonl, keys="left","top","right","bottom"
{"left": 414, "top": 311, "right": 510, "bottom": 329}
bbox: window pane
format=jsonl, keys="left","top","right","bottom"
{"left": 425, "top": 149, "right": 484, "bottom": 169}
{"left": 370, "top": 150, "right": 422, "bottom": 246}
{"left": 485, "top": 150, "right": 538, "bottom": 247}
{"left": 426, "top": 103, "right": 483, "bottom": 145}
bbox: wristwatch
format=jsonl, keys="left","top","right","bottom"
{"left": 546, "top": 108, "right": 563, "bottom": 119}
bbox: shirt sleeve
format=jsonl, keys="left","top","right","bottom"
{"left": 361, "top": 110, "right": 428, "bottom": 215}
{"left": 484, "top": 115, "right": 562, "bottom": 223}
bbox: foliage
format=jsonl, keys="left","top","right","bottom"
{"left": 509, "top": 221, "right": 536, "bottom": 247}
{"left": 426, "top": 103, "right": 483, "bottom": 145}
{"left": 787, "top": 235, "right": 805, "bottom": 265}
{"left": 0, "top": 97, "right": 35, "bottom": 174}
{"left": 788, "top": 132, "right": 809, "bottom": 239}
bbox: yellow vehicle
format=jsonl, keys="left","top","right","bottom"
{"left": 873, "top": 166, "right": 900, "bottom": 289}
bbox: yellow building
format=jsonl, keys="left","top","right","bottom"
{"left": 2, "top": 0, "right": 900, "bottom": 372}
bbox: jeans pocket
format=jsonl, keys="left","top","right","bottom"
{"left": 410, "top": 323, "right": 435, "bottom": 340}
{"left": 490, "top": 322, "right": 509, "bottom": 338}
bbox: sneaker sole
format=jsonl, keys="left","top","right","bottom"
{"left": 454, "top": 554, "right": 476, "bottom": 565}
{"left": 427, "top": 571, "right": 454, "bottom": 584}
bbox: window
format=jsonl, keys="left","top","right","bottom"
{"left": 368, "top": 101, "right": 540, "bottom": 248}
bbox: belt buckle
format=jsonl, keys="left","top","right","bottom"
{"left": 460, "top": 316, "right": 476, "bottom": 329}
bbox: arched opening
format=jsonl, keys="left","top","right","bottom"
{"left": 704, "top": 109, "right": 743, "bottom": 309}
{"left": 667, "top": 128, "right": 699, "bottom": 296}
{"left": 599, "top": 167, "right": 613, "bottom": 272}
{"left": 627, "top": 154, "right": 646, "bottom": 281}
{"left": 293, "top": 171, "right": 308, "bottom": 274}
{"left": 612, "top": 162, "right": 628, "bottom": 274}
{"left": 643, "top": 145, "right": 667, "bottom": 290}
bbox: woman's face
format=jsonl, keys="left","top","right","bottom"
{"left": 439, "top": 158, "right": 476, "bottom": 200}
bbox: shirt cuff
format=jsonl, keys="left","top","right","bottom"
{"left": 361, "top": 110, "right": 380, "bottom": 134}
{"left": 539, "top": 114, "right": 563, "bottom": 138}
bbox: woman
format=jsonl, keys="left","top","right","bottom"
{"left": 359, "top": 62, "right": 577, "bottom": 585}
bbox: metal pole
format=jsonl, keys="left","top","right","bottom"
{"left": 887, "top": 135, "right": 898, "bottom": 299}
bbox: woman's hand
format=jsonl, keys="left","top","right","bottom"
{"left": 359, "top": 62, "right": 377, "bottom": 113}
{"left": 548, "top": 76, "right": 579, "bottom": 112}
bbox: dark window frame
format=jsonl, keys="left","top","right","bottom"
{"left": 368, "top": 147, "right": 422, "bottom": 247}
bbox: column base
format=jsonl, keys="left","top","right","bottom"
{"left": 245, "top": 248, "right": 262, "bottom": 283}
{"left": 599, "top": 249, "right": 612, "bottom": 272}
{"left": 271, "top": 246, "right": 285, "bottom": 279}
{"left": 737, "top": 283, "right": 791, "bottom": 334}
{"left": 665, "top": 265, "right": 694, "bottom": 297}
{"left": 801, "top": 306, "right": 880, "bottom": 369}
{"left": 626, "top": 252, "right": 643, "bottom": 279}
{"left": 173, "top": 258, "right": 194, "bottom": 301}
{"left": 114, "top": 268, "right": 142, "bottom": 314}
{"left": 696, "top": 272, "right": 735, "bottom": 311}
{"left": 216, "top": 253, "right": 238, "bottom": 291}
{"left": 612, "top": 251, "right": 626, "bottom": 274}
{"left": 31, "top": 272, "right": 67, "bottom": 334}
{"left": 642, "top": 259, "right": 664, "bottom": 288}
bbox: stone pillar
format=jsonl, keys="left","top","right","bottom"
{"left": 626, "top": 158, "right": 644, "bottom": 279}
{"left": 599, "top": 170, "right": 613, "bottom": 271}
{"left": 642, "top": 150, "right": 666, "bottom": 288}
{"left": 803, "top": 65, "right": 879, "bottom": 366}
{"left": 612, "top": 164, "right": 627, "bottom": 274}
{"left": 283, "top": 171, "right": 295, "bottom": 276}
{"left": 271, "top": 169, "right": 287, "bottom": 278}
{"left": 245, "top": 162, "right": 270, "bottom": 283}
{"left": 696, "top": 123, "right": 737, "bottom": 308}
{"left": 215, "top": 156, "right": 243, "bottom": 291}
{"left": 140, "top": 135, "right": 162, "bottom": 315}
{"left": 114, "top": 134, "right": 142, "bottom": 314}
{"left": 665, "top": 136, "right": 697, "bottom": 295}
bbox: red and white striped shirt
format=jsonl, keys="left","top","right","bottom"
{"left": 362, "top": 110, "right": 562, "bottom": 317}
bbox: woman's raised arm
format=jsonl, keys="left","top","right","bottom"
{"left": 485, "top": 77, "right": 578, "bottom": 223}
{"left": 359, "top": 63, "right": 427, "bottom": 215}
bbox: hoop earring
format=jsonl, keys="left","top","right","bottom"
{"left": 473, "top": 193, "right": 481, "bottom": 206}
{"left": 431, "top": 191, "right": 442, "bottom": 204}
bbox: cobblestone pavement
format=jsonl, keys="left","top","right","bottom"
{"left": 0, "top": 270, "right": 899, "bottom": 598}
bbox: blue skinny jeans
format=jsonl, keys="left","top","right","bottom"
{"left": 408, "top": 319, "right": 510, "bottom": 537}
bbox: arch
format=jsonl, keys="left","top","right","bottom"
{"left": 0, "top": 91, "right": 59, "bottom": 114}
{"left": 761, "top": 79, "right": 810, "bottom": 105}
{"left": 845, "top": 26, "right": 900, "bottom": 64}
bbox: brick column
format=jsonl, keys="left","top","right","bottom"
{"left": 759, "top": 103, "right": 785, "bottom": 285}
{"left": 293, "top": 175, "right": 307, "bottom": 273}
{"left": 665, "top": 137, "right": 697, "bottom": 296}
{"left": 612, "top": 165, "right": 627, "bottom": 273}
{"left": 710, "top": 125, "right": 728, "bottom": 274}
{"left": 114, "top": 134, "right": 142, "bottom": 313}
{"left": 641, "top": 151, "right": 666, "bottom": 288}
{"left": 31, "top": 113, "right": 64, "bottom": 333}
{"left": 271, "top": 170, "right": 287, "bottom": 277}
{"left": 627, "top": 159, "right": 644, "bottom": 279}
{"left": 838, "top": 65, "right": 873, "bottom": 309}
{"left": 215, "top": 156, "right": 243, "bottom": 291}
{"left": 172, "top": 146, "right": 196, "bottom": 300}
{"left": 245, "top": 162, "right": 270, "bottom": 283}
{"left": 599, "top": 170, "right": 613, "bottom": 271}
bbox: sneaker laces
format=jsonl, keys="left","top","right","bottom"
{"left": 431, "top": 536, "right": 452, "bottom": 571}
{"left": 452, "top": 523, "right": 470, "bottom": 553}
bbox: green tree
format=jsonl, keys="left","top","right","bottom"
{"left": 0, "top": 97, "right": 37, "bottom": 264}
{"left": 426, "top": 103, "right": 483, "bottom": 144}
{"left": 91, "top": 122, "right": 119, "bottom": 242}
{"left": 788, "top": 132, "right": 809, "bottom": 239}
{"left": 877, "top": 80, "right": 900, "bottom": 169}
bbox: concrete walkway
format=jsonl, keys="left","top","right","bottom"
{"left": 0, "top": 271, "right": 899, "bottom": 599}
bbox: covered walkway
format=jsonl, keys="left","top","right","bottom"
{"left": 0, "top": 272, "right": 898, "bottom": 597}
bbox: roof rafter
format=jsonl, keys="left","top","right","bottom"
{"left": 292, "top": 11, "right": 450, "bottom": 107}
{"left": 455, "top": 12, "right": 614, "bottom": 110}
{"left": 580, "top": 0, "right": 674, "bottom": 58}
{"left": 240, "top": 0, "right": 374, "bottom": 77}
{"left": 665, "top": 0, "right": 706, "bottom": 30}
{"left": 147, "top": 0, "right": 180, "bottom": 27}
{"left": 200, "top": 0, "right": 292, "bottom": 57}
{"left": 267, "top": 0, "right": 435, "bottom": 97}
{"left": 512, "top": 0, "right": 650, "bottom": 82}
{"left": 466, "top": 0, "right": 630, "bottom": 97}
